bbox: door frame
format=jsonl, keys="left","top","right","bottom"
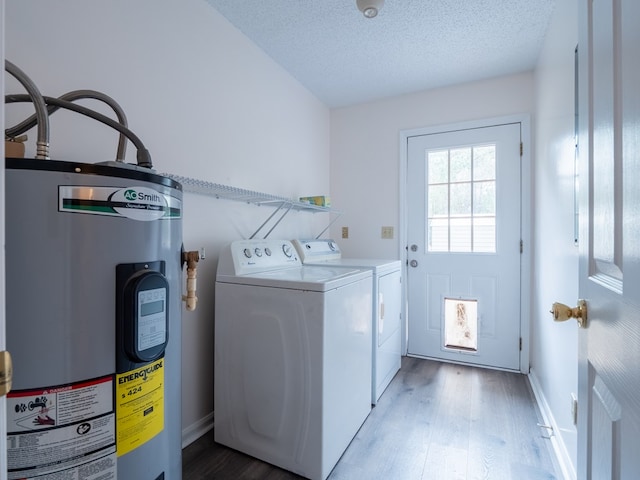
{"left": 399, "top": 114, "right": 532, "bottom": 373}
{"left": 1, "top": 0, "right": 8, "bottom": 477}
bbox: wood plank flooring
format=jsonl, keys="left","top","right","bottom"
{"left": 182, "top": 357, "right": 560, "bottom": 480}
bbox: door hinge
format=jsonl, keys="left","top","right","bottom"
{"left": 520, "top": 240, "right": 523, "bottom": 253}
{"left": 520, "top": 142, "right": 523, "bottom": 156}
{"left": 519, "top": 337, "right": 523, "bottom": 351}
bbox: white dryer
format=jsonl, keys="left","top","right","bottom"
{"left": 214, "top": 239, "right": 372, "bottom": 480}
{"left": 292, "top": 239, "right": 402, "bottom": 405}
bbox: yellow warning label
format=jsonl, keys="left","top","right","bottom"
{"left": 116, "top": 359, "right": 164, "bottom": 457}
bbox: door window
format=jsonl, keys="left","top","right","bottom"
{"left": 427, "top": 145, "right": 496, "bottom": 253}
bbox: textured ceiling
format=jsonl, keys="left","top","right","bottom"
{"left": 205, "top": 0, "right": 556, "bottom": 108}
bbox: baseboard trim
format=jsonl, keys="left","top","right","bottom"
{"left": 527, "top": 369, "right": 576, "bottom": 480}
{"left": 182, "top": 412, "right": 214, "bottom": 449}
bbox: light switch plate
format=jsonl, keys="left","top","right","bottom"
{"left": 381, "top": 226, "right": 394, "bottom": 239}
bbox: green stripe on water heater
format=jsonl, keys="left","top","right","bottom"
{"left": 61, "top": 199, "right": 118, "bottom": 215}
{"left": 59, "top": 185, "right": 182, "bottom": 220}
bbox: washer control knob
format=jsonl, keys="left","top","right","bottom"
{"left": 264, "top": 248, "right": 272, "bottom": 256}
{"left": 282, "top": 244, "right": 293, "bottom": 258}
{"left": 243, "top": 248, "right": 252, "bottom": 258}
{"left": 254, "top": 248, "right": 263, "bottom": 257}
{"left": 328, "top": 241, "right": 338, "bottom": 251}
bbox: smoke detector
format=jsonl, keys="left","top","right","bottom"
{"left": 356, "top": 0, "right": 384, "bottom": 18}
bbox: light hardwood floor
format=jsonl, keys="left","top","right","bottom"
{"left": 182, "top": 357, "right": 560, "bottom": 479}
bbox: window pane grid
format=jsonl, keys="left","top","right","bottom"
{"left": 426, "top": 145, "right": 496, "bottom": 253}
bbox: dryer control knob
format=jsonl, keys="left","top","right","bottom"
{"left": 243, "top": 248, "right": 252, "bottom": 258}
{"left": 282, "top": 244, "right": 293, "bottom": 257}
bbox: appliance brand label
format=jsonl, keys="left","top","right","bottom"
{"left": 59, "top": 185, "right": 182, "bottom": 220}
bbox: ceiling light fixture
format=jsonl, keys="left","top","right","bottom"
{"left": 356, "top": 0, "right": 384, "bottom": 18}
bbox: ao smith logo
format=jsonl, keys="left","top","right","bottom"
{"left": 123, "top": 189, "right": 163, "bottom": 203}
{"left": 119, "top": 361, "right": 163, "bottom": 384}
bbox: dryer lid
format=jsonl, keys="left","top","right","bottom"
{"left": 298, "top": 257, "right": 402, "bottom": 274}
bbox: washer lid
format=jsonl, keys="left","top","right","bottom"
{"left": 217, "top": 264, "right": 371, "bottom": 291}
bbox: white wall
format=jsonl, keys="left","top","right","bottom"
{"left": 4, "top": 0, "right": 330, "bottom": 444}
{"left": 531, "top": 0, "right": 579, "bottom": 476}
{"left": 330, "top": 73, "right": 534, "bottom": 259}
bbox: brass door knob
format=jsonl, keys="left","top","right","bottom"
{"left": 0, "top": 351, "right": 13, "bottom": 397}
{"left": 550, "top": 300, "right": 587, "bottom": 328}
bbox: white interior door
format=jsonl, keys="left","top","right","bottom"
{"left": 1, "top": 2, "right": 8, "bottom": 478}
{"left": 576, "top": 0, "right": 640, "bottom": 477}
{"left": 406, "top": 122, "right": 522, "bottom": 371}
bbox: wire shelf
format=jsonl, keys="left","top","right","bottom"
{"left": 162, "top": 173, "right": 333, "bottom": 213}
{"left": 161, "top": 173, "right": 340, "bottom": 239}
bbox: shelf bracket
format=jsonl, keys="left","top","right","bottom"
{"left": 314, "top": 211, "right": 343, "bottom": 239}
{"left": 250, "top": 201, "right": 293, "bottom": 239}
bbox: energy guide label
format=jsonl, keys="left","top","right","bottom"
{"left": 116, "top": 358, "right": 165, "bottom": 457}
{"left": 6, "top": 376, "right": 117, "bottom": 480}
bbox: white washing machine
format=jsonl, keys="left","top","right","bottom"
{"left": 292, "top": 239, "right": 402, "bottom": 405}
{"left": 214, "top": 239, "right": 373, "bottom": 480}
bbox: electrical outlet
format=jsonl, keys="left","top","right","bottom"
{"left": 571, "top": 393, "right": 578, "bottom": 425}
{"left": 381, "top": 226, "right": 394, "bottom": 239}
{"left": 342, "top": 226, "right": 349, "bottom": 239}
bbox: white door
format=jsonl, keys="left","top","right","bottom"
{"left": 576, "top": 0, "right": 640, "bottom": 477}
{"left": 1, "top": 2, "right": 8, "bottom": 478}
{"left": 406, "top": 122, "right": 522, "bottom": 370}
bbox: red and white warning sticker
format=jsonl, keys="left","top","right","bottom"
{"left": 6, "top": 376, "right": 117, "bottom": 480}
